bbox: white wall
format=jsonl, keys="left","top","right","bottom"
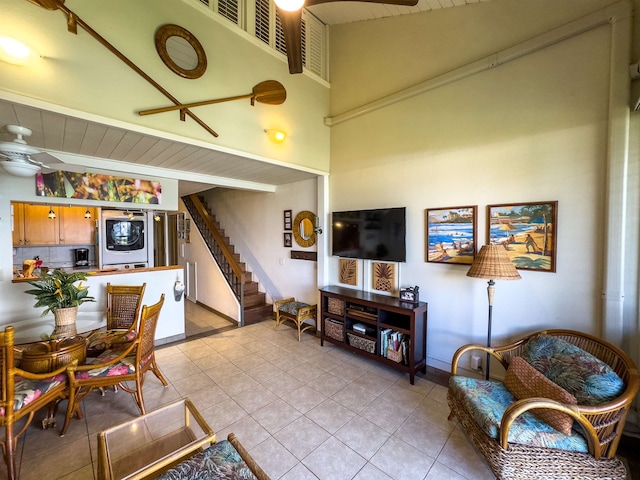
{"left": 327, "top": 0, "right": 632, "bottom": 374}
{"left": 0, "top": 0, "right": 330, "bottom": 172}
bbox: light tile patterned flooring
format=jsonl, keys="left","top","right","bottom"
{"left": 10, "top": 302, "right": 494, "bottom": 480}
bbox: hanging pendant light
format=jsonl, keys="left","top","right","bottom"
{"left": 84, "top": 208, "right": 92, "bottom": 219}
{"left": 47, "top": 206, "right": 56, "bottom": 219}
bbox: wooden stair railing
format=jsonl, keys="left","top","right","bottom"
{"left": 183, "top": 194, "right": 246, "bottom": 326}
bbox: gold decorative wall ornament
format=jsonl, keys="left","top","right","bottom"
{"left": 155, "top": 24, "right": 207, "bottom": 79}
{"left": 292, "top": 210, "right": 317, "bottom": 248}
{"left": 138, "top": 80, "right": 286, "bottom": 117}
{"left": 25, "top": 0, "right": 275, "bottom": 138}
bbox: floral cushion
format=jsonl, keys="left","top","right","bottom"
{"left": 75, "top": 348, "right": 136, "bottom": 380}
{"left": 503, "top": 356, "right": 577, "bottom": 435}
{"left": 0, "top": 374, "right": 66, "bottom": 416}
{"left": 87, "top": 329, "right": 137, "bottom": 352}
{"left": 520, "top": 334, "right": 625, "bottom": 406}
{"left": 449, "top": 376, "right": 588, "bottom": 453}
{"left": 154, "top": 440, "right": 258, "bottom": 480}
{"left": 278, "top": 301, "right": 309, "bottom": 316}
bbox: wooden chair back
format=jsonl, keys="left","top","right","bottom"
{"left": 0, "top": 326, "right": 69, "bottom": 479}
{"left": 0, "top": 327, "right": 15, "bottom": 427}
{"left": 106, "top": 283, "right": 146, "bottom": 331}
{"left": 136, "top": 294, "right": 164, "bottom": 375}
{"left": 61, "top": 295, "right": 168, "bottom": 436}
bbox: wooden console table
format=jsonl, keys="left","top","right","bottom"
{"left": 319, "top": 286, "right": 428, "bottom": 384}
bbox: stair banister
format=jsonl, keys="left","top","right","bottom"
{"left": 186, "top": 194, "right": 246, "bottom": 324}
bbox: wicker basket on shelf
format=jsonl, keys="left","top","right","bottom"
{"left": 327, "top": 298, "right": 345, "bottom": 316}
{"left": 347, "top": 333, "right": 376, "bottom": 354}
{"left": 324, "top": 319, "right": 344, "bottom": 341}
{"left": 386, "top": 347, "right": 402, "bottom": 363}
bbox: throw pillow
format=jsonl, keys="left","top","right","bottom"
{"left": 504, "top": 356, "right": 578, "bottom": 435}
{"left": 520, "top": 333, "right": 625, "bottom": 406}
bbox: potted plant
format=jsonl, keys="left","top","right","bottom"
{"left": 24, "top": 269, "right": 95, "bottom": 325}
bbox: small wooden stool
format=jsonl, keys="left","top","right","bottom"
{"left": 274, "top": 298, "right": 317, "bottom": 341}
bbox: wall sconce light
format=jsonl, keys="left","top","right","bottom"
{"left": 47, "top": 206, "right": 56, "bottom": 219}
{"left": 84, "top": 208, "right": 92, "bottom": 219}
{"left": 154, "top": 214, "right": 161, "bottom": 222}
{"left": 265, "top": 129, "right": 286, "bottom": 144}
{"left": 314, "top": 215, "right": 322, "bottom": 235}
{"left": 0, "top": 37, "right": 39, "bottom": 66}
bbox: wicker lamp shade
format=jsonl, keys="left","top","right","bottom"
{"left": 467, "top": 245, "right": 521, "bottom": 281}
{"left": 467, "top": 244, "right": 520, "bottom": 380}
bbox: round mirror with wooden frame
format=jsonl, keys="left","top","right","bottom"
{"left": 293, "top": 210, "right": 317, "bottom": 248}
{"left": 155, "top": 24, "right": 207, "bottom": 79}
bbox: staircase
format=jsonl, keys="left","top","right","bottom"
{"left": 183, "top": 195, "right": 272, "bottom": 326}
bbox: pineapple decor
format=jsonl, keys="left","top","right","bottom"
{"left": 339, "top": 259, "right": 358, "bottom": 286}
{"left": 373, "top": 262, "right": 395, "bottom": 293}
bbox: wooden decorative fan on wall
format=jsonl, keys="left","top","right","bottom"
{"left": 276, "top": 0, "right": 418, "bottom": 74}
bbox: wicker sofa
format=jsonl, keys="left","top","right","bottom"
{"left": 447, "top": 329, "right": 639, "bottom": 480}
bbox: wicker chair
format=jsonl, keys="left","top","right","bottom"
{"left": 0, "top": 326, "right": 69, "bottom": 480}
{"left": 86, "top": 283, "right": 146, "bottom": 356}
{"left": 274, "top": 297, "right": 317, "bottom": 341}
{"left": 60, "top": 294, "right": 167, "bottom": 436}
{"left": 447, "top": 329, "right": 640, "bottom": 480}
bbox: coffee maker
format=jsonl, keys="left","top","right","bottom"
{"left": 74, "top": 248, "right": 89, "bottom": 267}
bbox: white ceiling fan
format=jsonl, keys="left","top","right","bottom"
{"left": 0, "top": 124, "right": 52, "bottom": 177}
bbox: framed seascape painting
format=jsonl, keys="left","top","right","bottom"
{"left": 487, "top": 201, "right": 557, "bottom": 272}
{"left": 425, "top": 206, "right": 477, "bottom": 265}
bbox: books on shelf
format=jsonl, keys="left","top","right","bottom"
{"left": 379, "top": 328, "right": 409, "bottom": 365}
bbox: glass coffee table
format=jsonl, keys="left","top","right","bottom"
{"left": 97, "top": 399, "right": 215, "bottom": 480}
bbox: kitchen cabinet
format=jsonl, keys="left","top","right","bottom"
{"left": 12, "top": 202, "right": 96, "bottom": 246}
{"left": 60, "top": 207, "right": 97, "bottom": 244}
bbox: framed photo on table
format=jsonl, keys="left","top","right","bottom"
{"left": 487, "top": 201, "right": 557, "bottom": 272}
{"left": 425, "top": 206, "right": 476, "bottom": 265}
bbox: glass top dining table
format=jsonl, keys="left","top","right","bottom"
{"left": 12, "top": 311, "right": 107, "bottom": 345}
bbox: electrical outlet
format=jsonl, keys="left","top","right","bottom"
{"left": 471, "top": 355, "right": 482, "bottom": 370}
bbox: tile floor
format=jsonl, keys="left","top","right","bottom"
{"left": 10, "top": 303, "right": 495, "bottom": 480}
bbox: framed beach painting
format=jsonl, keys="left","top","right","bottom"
{"left": 487, "top": 201, "right": 558, "bottom": 272}
{"left": 425, "top": 206, "right": 477, "bottom": 265}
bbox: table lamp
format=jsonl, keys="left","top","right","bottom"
{"left": 466, "top": 244, "right": 521, "bottom": 379}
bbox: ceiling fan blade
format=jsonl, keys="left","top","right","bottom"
{"left": 278, "top": 0, "right": 417, "bottom": 74}
{"left": 278, "top": 9, "right": 304, "bottom": 74}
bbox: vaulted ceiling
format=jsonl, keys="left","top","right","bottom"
{"left": 0, "top": 0, "right": 482, "bottom": 197}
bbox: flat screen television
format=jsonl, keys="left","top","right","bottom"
{"left": 331, "top": 207, "right": 406, "bottom": 262}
